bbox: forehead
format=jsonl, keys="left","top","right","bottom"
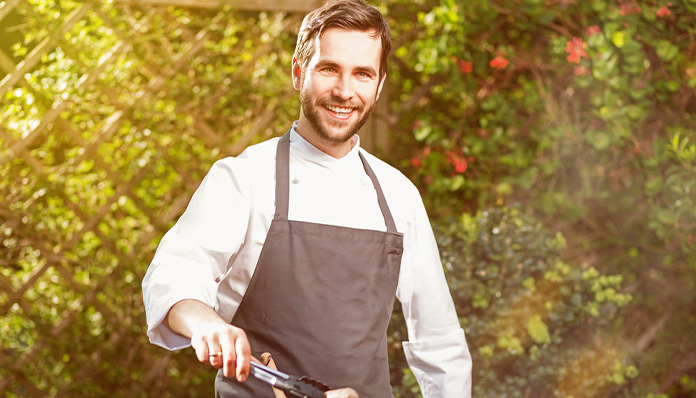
{"left": 312, "top": 28, "right": 382, "bottom": 69}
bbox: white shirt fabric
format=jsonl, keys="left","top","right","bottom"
{"left": 142, "top": 123, "right": 472, "bottom": 397}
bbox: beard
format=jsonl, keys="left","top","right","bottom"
{"left": 299, "top": 88, "right": 376, "bottom": 144}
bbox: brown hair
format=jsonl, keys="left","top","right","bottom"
{"left": 294, "top": 0, "right": 392, "bottom": 80}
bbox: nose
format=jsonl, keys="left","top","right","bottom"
{"left": 332, "top": 74, "right": 354, "bottom": 100}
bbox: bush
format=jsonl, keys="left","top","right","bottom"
{"left": 390, "top": 205, "right": 632, "bottom": 398}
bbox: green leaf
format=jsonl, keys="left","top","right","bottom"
{"left": 656, "top": 40, "right": 679, "bottom": 62}
{"left": 526, "top": 314, "right": 551, "bottom": 344}
{"left": 589, "top": 131, "right": 611, "bottom": 150}
{"left": 644, "top": 176, "right": 663, "bottom": 197}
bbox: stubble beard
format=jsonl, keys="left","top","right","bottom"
{"left": 299, "top": 87, "right": 375, "bottom": 144}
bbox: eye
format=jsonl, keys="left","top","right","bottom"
{"left": 355, "top": 71, "right": 374, "bottom": 80}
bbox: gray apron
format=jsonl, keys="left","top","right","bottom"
{"left": 215, "top": 131, "right": 404, "bottom": 398}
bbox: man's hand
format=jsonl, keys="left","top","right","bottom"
{"left": 190, "top": 320, "right": 251, "bottom": 381}
{"left": 166, "top": 299, "right": 252, "bottom": 382}
{"left": 325, "top": 388, "right": 359, "bottom": 398}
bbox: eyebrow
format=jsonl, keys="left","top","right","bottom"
{"left": 315, "top": 59, "right": 378, "bottom": 77}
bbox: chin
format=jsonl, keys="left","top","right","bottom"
{"left": 306, "top": 114, "right": 358, "bottom": 144}
{"left": 318, "top": 127, "right": 356, "bottom": 144}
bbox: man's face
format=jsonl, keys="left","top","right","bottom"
{"left": 293, "top": 28, "right": 385, "bottom": 152}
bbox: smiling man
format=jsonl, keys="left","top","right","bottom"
{"left": 295, "top": 28, "right": 384, "bottom": 156}
{"left": 142, "top": 1, "right": 472, "bottom": 397}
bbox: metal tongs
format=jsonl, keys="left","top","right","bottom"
{"left": 250, "top": 358, "right": 331, "bottom": 398}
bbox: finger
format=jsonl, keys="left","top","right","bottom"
{"left": 235, "top": 331, "right": 252, "bottom": 382}
{"left": 206, "top": 334, "right": 224, "bottom": 368}
{"left": 325, "top": 388, "right": 359, "bottom": 398}
{"left": 220, "top": 336, "right": 237, "bottom": 379}
{"left": 191, "top": 336, "right": 210, "bottom": 364}
{"left": 208, "top": 349, "right": 223, "bottom": 369}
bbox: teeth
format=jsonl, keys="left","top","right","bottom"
{"left": 325, "top": 104, "right": 353, "bottom": 114}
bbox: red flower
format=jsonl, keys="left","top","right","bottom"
{"left": 410, "top": 157, "right": 422, "bottom": 168}
{"left": 446, "top": 151, "right": 468, "bottom": 174}
{"left": 574, "top": 65, "right": 588, "bottom": 76}
{"left": 565, "top": 37, "right": 588, "bottom": 64}
{"left": 585, "top": 25, "right": 601, "bottom": 36}
{"left": 453, "top": 159, "right": 468, "bottom": 173}
{"left": 620, "top": 3, "right": 641, "bottom": 15}
{"left": 458, "top": 59, "right": 473, "bottom": 74}
{"left": 656, "top": 5, "right": 671, "bottom": 17}
{"left": 489, "top": 56, "right": 509, "bottom": 70}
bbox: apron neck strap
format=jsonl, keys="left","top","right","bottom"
{"left": 358, "top": 151, "right": 399, "bottom": 233}
{"left": 274, "top": 131, "right": 291, "bottom": 221}
{"left": 274, "top": 131, "right": 399, "bottom": 233}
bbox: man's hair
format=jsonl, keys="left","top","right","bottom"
{"left": 294, "top": 0, "right": 392, "bottom": 80}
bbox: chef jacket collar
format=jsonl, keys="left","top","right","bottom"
{"left": 289, "top": 121, "right": 363, "bottom": 170}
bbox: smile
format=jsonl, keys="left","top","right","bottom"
{"left": 324, "top": 104, "right": 355, "bottom": 117}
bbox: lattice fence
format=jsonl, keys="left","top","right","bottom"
{"left": 0, "top": 1, "right": 328, "bottom": 396}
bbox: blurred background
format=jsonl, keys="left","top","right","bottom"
{"left": 0, "top": 0, "right": 694, "bottom": 397}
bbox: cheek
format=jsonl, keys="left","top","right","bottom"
{"left": 308, "top": 76, "right": 334, "bottom": 96}
{"left": 299, "top": 76, "right": 319, "bottom": 97}
{"left": 357, "top": 84, "right": 380, "bottom": 103}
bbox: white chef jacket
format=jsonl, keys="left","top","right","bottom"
{"left": 142, "top": 122, "right": 472, "bottom": 397}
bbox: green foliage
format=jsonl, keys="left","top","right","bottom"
{"left": 443, "top": 206, "right": 631, "bottom": 398}
{"left": 389, "top": 206, "right": 634, "bottom": 397}
{"left": 1, "top": 1, "right": 298, "bottom": 396}
{"left": 386, "top": 0, "right": 696, "bottom": 396}
{"left": 2, "top": 0, "right": 695, "bottom": 397}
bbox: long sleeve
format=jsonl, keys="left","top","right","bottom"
{"left": 142, "top": 160, "right": 251, "bottom": 350}
{"left": 396, "top": 193, "right": 473, "bottom": 397}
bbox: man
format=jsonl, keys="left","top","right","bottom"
{"left": 142, "top": 1, "right": 472, "bottom": 397}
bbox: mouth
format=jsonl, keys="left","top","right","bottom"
{"left": 323, "top": 104, "right": 356, "bottom": 120}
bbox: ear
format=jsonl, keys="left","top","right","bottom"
{"left": 375, "top": 73, "right": 387, "bottom": 101}
{"left": 292, "top": 56, "right": 302, "bottom": 90}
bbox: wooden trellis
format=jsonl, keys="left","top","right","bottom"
{"left": 116, "top": 0, "right": 323, "bottom": 12}
{"left": 0, "top": 0, "right": 344, "bottom": 396}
